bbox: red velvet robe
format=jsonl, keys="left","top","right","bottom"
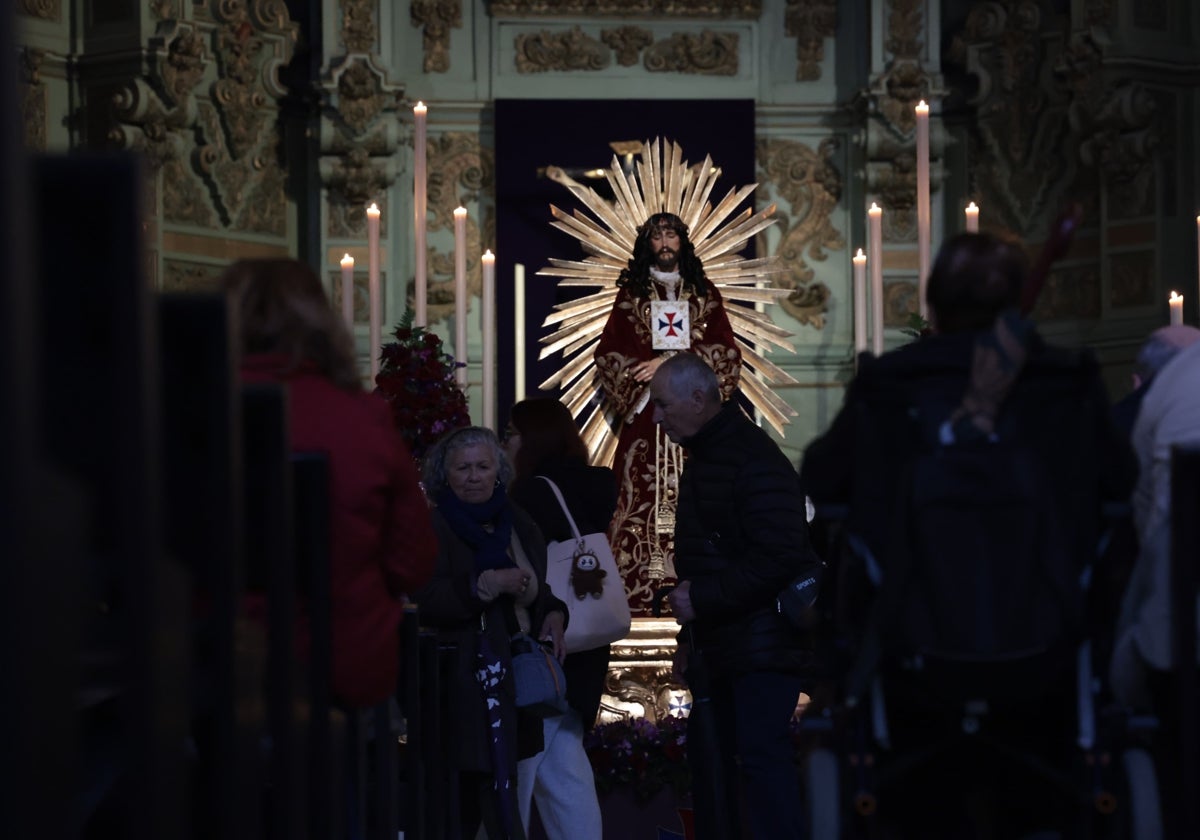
{"left": 593, "top": 280, "right": 741, "bottom": 615}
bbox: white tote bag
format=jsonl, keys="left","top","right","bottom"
{"left": 538, "top": 476, "right": 632, "bottom": 653}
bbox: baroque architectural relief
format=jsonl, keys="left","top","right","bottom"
{"left": 600, "top": 25, "right": 653, "bottom": 67}
{"left": 18, "top": 0, "right": 60, "bottom": 21}
{"left": 756, "top": 137, "right": 843, "bottom": 328}
{"left": 342, "top": 0, "right": 377, "bottom": 53}
{"left": 513, "top": 25, "right": 739, "bottom": 74}
{"left": 489, "top": 0, "right": 760, "bottom": 17}
{"left": 109, "top": 3, "right": 298, "bottom": 234}
{"left": 948, "top": 4, "right": 1159, "bottom": 244}
{"left": 783, "top": 0, "right": 836, "bottom": 81}
{"left": 318, "top": 47, "right": 404, "bottom": 236}
{"left": 19, "top": 48, "right": 46, "bottom": 153}
{"left": 411, "top": 0, "right": 462, "bottom": 73}
{"left": 424, "top": 132, "right": 495, "bottom": 323}
{"left": 515, "top": 26, "right": 610, "bottom": 73}
{"left": 864, "top": 0, "right": 940, "bottom": 232}
{"left": 644, "top": 30, "right": 738, "bottom": 75}
{"left": 163, "top": 259, "right": 225, "bottom": 292}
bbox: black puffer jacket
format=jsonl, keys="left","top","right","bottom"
{"left": 675, "top": 400, "right": 819, "bottom": 676}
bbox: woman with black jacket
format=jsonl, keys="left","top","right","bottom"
{"left": 505, "top": 398, "right": 617, "bottom": 840}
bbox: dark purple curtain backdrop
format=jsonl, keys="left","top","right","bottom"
{"left": 494, "top": 98, "right": 756, "bottom": 429}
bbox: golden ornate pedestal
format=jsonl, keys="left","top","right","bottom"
{"left": 597, "top": 617, "right": 690, "bottom": 723}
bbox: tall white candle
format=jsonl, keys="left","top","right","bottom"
{"left": 868, "top": 203, "right": 884, "bottom": 356}
{"left": 366, "top": 203, "right": 381, "bottom": 380}
{"left": 1169, "top": 291, "right": 1184, "bottom": 326}
{"left": 414, "top": 102, "right": 428, "bottom": 328}
{"left": 340, "top": 253, "right": 355, "bottom": 330}
{"left": 915, "top": 101, "right": 931, "bottom": 320}
{"left": 964, "top": 202, "right": 979, "bottom": 234}
{"left": 514, "top": 263, "right": 526, "bottom": 400}
{"left": 453, "top": 206, "right": 468, "bottom": 387}
{"left": 481, "top": 250, "right": 496, "bottom": 429}
{"left": 852, "top": 248, "right": 868, "bottom": 357}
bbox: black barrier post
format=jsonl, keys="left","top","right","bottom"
{"left": 1170, "top": 445, "right": 1199, "bottom": 840}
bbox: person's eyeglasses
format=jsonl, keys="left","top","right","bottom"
{"left": 503, "top": 428, "right": 520, "bottom": 442}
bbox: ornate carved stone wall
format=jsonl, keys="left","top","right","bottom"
{"left": 784, "top": 0, "right": 837, "bottom": 81}
{"left": 108, "top": 2, "right": 299, "bottom": 239}
{"left": 19, "top": 48, "right": 46, "bottom": 153}
{"left": 411, "top": 0, "right": 462, "bottom": 73}
{"left": 864, "top": 0, "right": 943, "bottom": 323}
{"left": 946, "top": 1, "right": 1162, "bottom": 322}
{"left": 423, "top": 131, "right": 495, "bottom": 322}
{"left": 512, "top": 25, "right": 740, "bottom": 75}
{"left": 318, "top": 49, "right": 405, "bottom": 238}
{"left": 488, "top": 0, "right": 761, "bottom": 17}
{"left": 756, "top": 136, "right": 844, "bottom": 329}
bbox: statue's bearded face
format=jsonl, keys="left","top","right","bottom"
{"left": 648, "top": 224, "right": 681, "bottom": 272}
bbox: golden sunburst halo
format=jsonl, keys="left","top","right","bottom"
{"left": 536, "top": 137, "right": 799, "bottom": 464}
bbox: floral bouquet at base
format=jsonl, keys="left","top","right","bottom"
{"left": 584, "top": 714, "right": 690, "bottom": 803}
{"left": 374, "top": 310, "right": 470, "bottom": 460}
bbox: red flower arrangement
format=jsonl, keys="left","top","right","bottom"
{"left": 373, "top": 311, "right": 470, "bottom": 460}
{"left": 584, "top": 714, "right": 690, "bottom": 803}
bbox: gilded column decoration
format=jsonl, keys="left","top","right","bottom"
{"left": 600, "top": 25, "right": 653, "bottom": 67}
{"left": 948, "top": 6, "right": 1158, "bottom": 237}
{"left": 19, "top": 48, "right": 46, "bottom": 153}
{"left": 1110, "top": 252, "right": 1155, "bottom": 308}
{"left": 163, "top": 259, "right": 226, "bottom": 292}
{"left": 783, "top": 0, "right": 836, "bottom": 81}
{"left": 515, "top": 27, "right": 610, "bottom": 73}
{"left": 864, "top": 0, "right": 942, "bottom": 243}
{"left": 411, "top": 0, "right": 462, "bottom": 74}
{"left": 947, "top": 2, "right": 1075, "bottom": 234}
{"left": 343, "top": 0, "right": 377, "bottom": 53}
{"left": 489, "top": 0, "right": 761, "bottom": 16}
{"left": 1084, "top": 0, "right": 1117, "bottom": 29}
{"left": 109, "top": 4, "right": 298, "bottom": 234}
{"left": 756, "top": 137, "right": 843, "bottom": 329}
{"left": 1055, "top": 35, "right": 1159, "bottom": 220}
{"left": 424, "top": 132, "right": 495, "bottom": 323}
{"left": 644, "top": 30, "right": 738, "bottom": 76}
{"left": 318, "top": 52, "right": 404, "bottom": 237}
{"left": 18, "top": 0, "right": 60, "bottom": 21}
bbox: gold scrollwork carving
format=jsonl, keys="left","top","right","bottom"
{"left": 884, "top": 280, "right": 919, "bottom": 326}
{"left": 20, "top": 48, "right": 46, "bottom": 153}
{"left": 1054, "top": 35, "right": 1159, "bottom": 220}
{"left": 411, "top": 0, "right": 462, "bottom": 73}
{"left": 757, "top": 137, "right": 843, "bottom": 329}
{"left": 644, "top": 30, "right": 738, "bottom": 75}
{"left": 424, "top": 132, "right": 495, "bottom": 323}
{"left": 784, "top": 0, "right": 836, "bottom": 81}
{"left": 163, "top": 259, "right": 225, "bottom": 292}
{"left": 515, "top": 26, "right": 611, "bottom": 73}
{"left": 343, "top": 0, "right": 377, "bottom": 53}
{"left": 489, "top": 0, "right": 761, "bottom": 17}
{"left": 336, "top": 59, "right": 388, "bottom": 133}
{"left": 18, "top": 0, "right": 60, "bottom": 21}
{"left": 885, "top": 0, "right": 923, "bottom": 61}
{"left": 600, "top": 25, "right": 653, "bottom": 67}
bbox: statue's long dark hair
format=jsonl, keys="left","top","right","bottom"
{"left": 616, "top": 212, "right": 708, "bottom": 298}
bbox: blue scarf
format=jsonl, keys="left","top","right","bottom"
{"left": 435, "top": 485, "right": 515, "bottom": 573}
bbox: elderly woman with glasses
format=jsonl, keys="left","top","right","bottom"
{"left": 413, "top": 425, "right": 567, "bottom": 839}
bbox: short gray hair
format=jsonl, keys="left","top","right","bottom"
{"left": 658, "top": 353, "right": 720, "bottom": 403}
{"left": 421, "top": 425, "right": 513, "bottom": 495}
